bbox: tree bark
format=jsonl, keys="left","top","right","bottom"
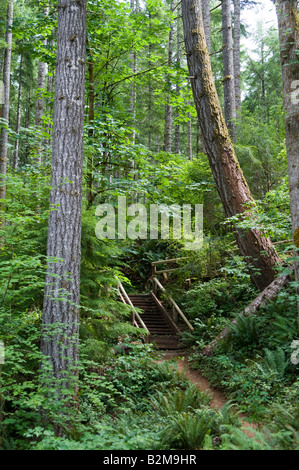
{"left": 130, "top": 0, "right": 137, "bottom": 146}
{"left": 188, "top": 104, "right": 193, "bottom": 160}
{"left": 13, "top": 50, "right": 23, "bottom": 171}
{"left": 86, "top": 51, "right": 95, "bottom": 207}
{"left": 222, "top": 0, "right": 236, "bottom": 141}
{"left": 233, "top": 0, "right": 241, "bottom": 114}
{"left": 181, "top": 0, "right": 281, "bottom": 291}
{"left": 41, "top": 0, "right": 87, "bottom": 401}
{"left": 174, "top": 7, "right": 181, "bottom": 154}
{"left": 0, "top": 0, "right": 14, "bottom": 208}
{"left": 164, "top": 0, "right": 174, "bottom": 153}
{"left": 273, "top": 0, "right": 299, "bottom": 326}
{"left": 35, "top": 6, "right": 50, "bottom": 165}
{"left": 202, "top": 0, "right": 211, "bottom": 54}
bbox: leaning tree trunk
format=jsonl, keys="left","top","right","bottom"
{"left": 233, "top": 0, "right": 241, "bottom": 114}
{"left": 181, "top": 0, "right": 281, "bottom": 291}
{"left": 202, "top": 267, "right": 294, "bottom": 356}
{"left": 0, "top": 0, "right": 14, "bottom": 210}
{"left": 222, "top": 0, "right": 236, "bottom": 142}
{"left": 273, "top": 0, "right": 299, "bottom": 326}
{"left": 41, "top": 0, "right": 87, "bottom": 404}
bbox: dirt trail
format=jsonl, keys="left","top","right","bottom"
{"left": 158, "top": 350, "right": 258, "bottom": 437}
{"left": 159, "top": 350, "right": 227, "bottom": 408}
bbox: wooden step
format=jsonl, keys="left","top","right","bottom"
{"left": 127, "top": 293, "right": 181, "bottom": 350}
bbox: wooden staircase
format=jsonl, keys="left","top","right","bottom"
{"left": 128, "top": 293, "right": 181, "bottom": 350}
{"left": 117, "top": 270, "right": 194, "bottom": 351}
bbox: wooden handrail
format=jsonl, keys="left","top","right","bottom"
{"left": 151, "top": 277, "right": 194, "bottom": 331}
{"left": 150, "top": 291, "right": 181, "bottom": 334}
{"left": 116, "top": 278, "right": 150, "bottom": 335}
{"left": 151, "top": 257, "right": 189, "bottom": 266}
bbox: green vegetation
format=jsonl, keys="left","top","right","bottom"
{"left": 0, "top": 0, "right": 298, "bottom": 452}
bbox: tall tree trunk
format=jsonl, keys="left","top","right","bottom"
{"left": 148, "top": 33, "right": 153, "bottom": 151}
{"left": 13, "top": 51, "right": 23, "bottom": 171}
{"left": 174, "top": 5, "right": 181, "bottom": 153}
{"left": 181, "top": 0, "right": 281, "bottom": 291}
{"left": 188, "top": 105, "right": 193, "bottom": 160}
{"left": 130, "top": 0, "right": 137, "bottom": 146}
{"left": 35, "top": 5, "right": 50, "bottom": 165}
{"left": 273, "top": 0, "right": 299, "bottom": 325}
{"left": 164, "top": 0, "right": 174, "bottom": 153}
{"left": 86, "top": 52, "right": 95, "bottom": 207}
{"left": 174, "top": 7, "right": 181, "bottom": 154}
{"left": 222, "top": 0, "right": 236, "bottom": 142}
{"left": 202, "top": 0, "right": 211, "bottom": 54}
{"left": 41, "top": 0, "right": 87, "bottom": 406}
{"left": 233, "top": 0, "right": 241, "bottom": 114}
{"left": 0, "top": 0, "right": 14, "bottom": 209}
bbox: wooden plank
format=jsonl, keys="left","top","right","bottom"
{"left": 151, "top": 257, "right": 189, "bottom": 266}
{"left": 150, "top": 291, "right": 181, "bottom": 334}
{"left": 152, "top": 277, "right": 194, "bottom": 331}
{"left": 155, "top": 268, "right": 178, "bottom": 274}
{"left": 116, "top": 278, "right": 150, "bottom": 335}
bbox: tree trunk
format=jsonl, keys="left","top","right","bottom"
{"left": 164, "top": 0, "right": 174, "bottom": 153}
{"left": 181, "top": 0, "right": 281, "bottom": 291}
{"left": 273, "top": 0, "right": 299, "bottom": 326}
{"left": 86, "top": 52, "right": 95, "bottom": 207}
{"left": 148, "top": 42, "right": 153, "bottom": 151}
{"left": 35, "top": 6, "right": 50, "bottom": 165}
{"left": 188, "top": 105, "right": 193, "bottom": 160}
{"left": 222, "top": 0, "right": 236, "bottom": 141}
{"left": 130, "top": 0, "right": 137, "bottom": 146}
{"left": 41, "top": 0, "right": 87, "bottom": 404}
{"left": 0, "top": 0, "right": 14, "bottom": 208}
{"left": 202, "top": 0, "right": 211, "bottom": 54}
{"left": 233, "top": 0, "right": 241, "bottom": 114}
{"left": 13, "top": 50, "right": 23, "bottom": 171}
{"left": 174, "top": 7, "right": 181, "bottom": 154}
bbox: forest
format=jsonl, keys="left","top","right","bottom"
{"left": 0, "top": 0, "right": 298, "bottom": 453}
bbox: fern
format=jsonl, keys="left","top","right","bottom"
{"left": 256, "top": 347, "right": 289, "bottom": 378}
{"left": 232, "top": 314, "right": 259, "bottom": 343}
{"left": 151, "top": 383, "right": 211, "bottom": 415}
{"left": 164, "top": 411, "right": 213, "bottom": 450}
{"left": 219, "top": 425, "right": 273, "bottom": 450}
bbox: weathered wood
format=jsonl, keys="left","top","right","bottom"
{"left": 201, "top": 267, "right": 294, "bottom": 356}
{"left": 152, "top": 277, "right": 194, "bottom": 331}
{"left": 155, "top": 268, "right": 178, "bottom": 274}
{"left": 151, "top": 257, "right": 189, "bottom": 265}
{"left": 117, "top": 278, "right": 150, "bottom": 336}
{"left": 150, "top": 291, "right": 181, "bottom": 334}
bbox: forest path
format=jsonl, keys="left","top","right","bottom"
{"left": 158, "top": 349, "right": 258, "bottom": 438}
{"left": 158, "top": 349, "right": 227, "bottom": 409}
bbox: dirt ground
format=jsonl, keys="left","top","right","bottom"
{"left": 158, "top": 350, "right": 258, "bottom": 437}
